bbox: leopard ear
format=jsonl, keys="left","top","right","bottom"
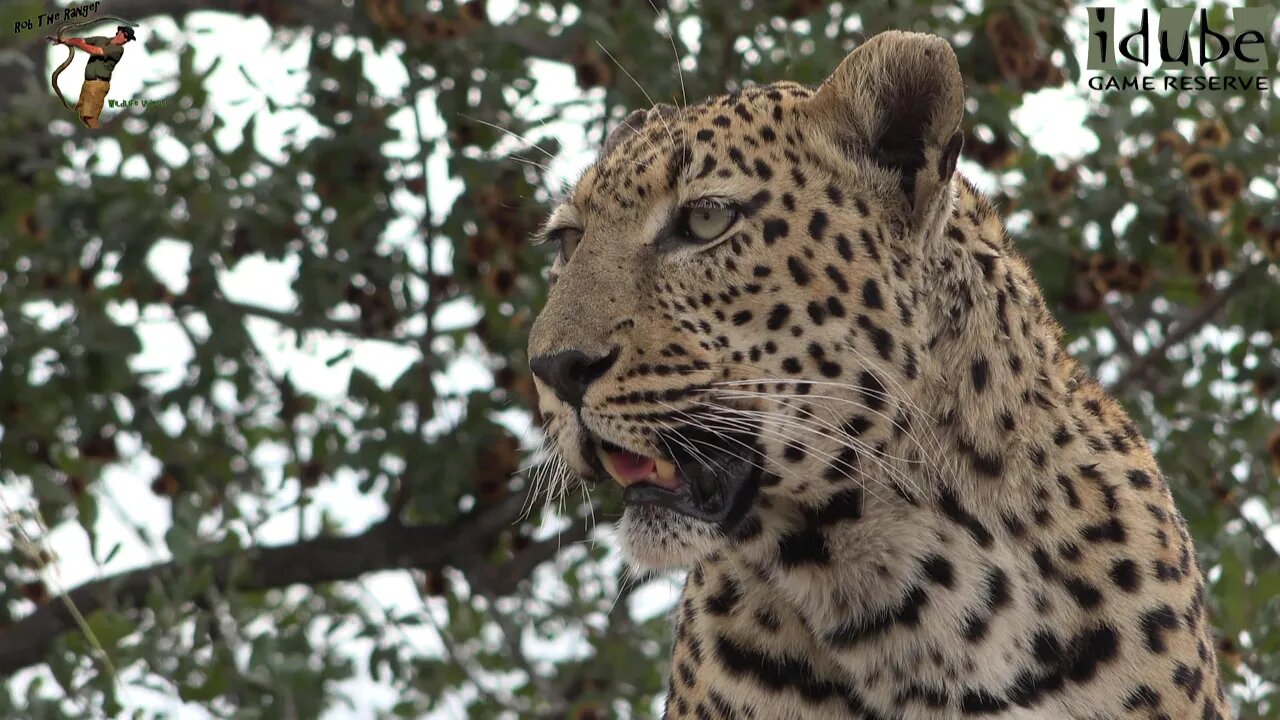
{"left": 813, "top": 31, "right": 965, "bottom": 225}
{"left": 603, "top": 104, "right": 679, "bottom": 156}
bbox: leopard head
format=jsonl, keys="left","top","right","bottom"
{"left": 527, "top": 31, "right": 966, "bottom": 569}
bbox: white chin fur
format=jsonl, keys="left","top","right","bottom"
{"left": 618, "top": 506, "right": 721, "bottom": 570}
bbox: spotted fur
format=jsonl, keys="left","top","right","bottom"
{"left": 527, "top": 31, "right": 1227, "bottom": 720}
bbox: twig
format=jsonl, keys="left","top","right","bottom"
{"left": 1110, "top": 262, "right": 1265, "bottom": 394}
{"left": 0, "top": 494, "right": 112, "bottom": 718}
{"left": 181, "top": 298, "right": 392, "bottom": 341}
{"left": 469, "top": 513, "right": 594, "bottom": 596}
{"left": 421, "top": 596, "right": 509, "bottom": 709}
{"left": 1102, "top": 302, "right": 1140, "bottom": 363}
{"left": 481, "top": 592, "right": 567, "bottom": 716}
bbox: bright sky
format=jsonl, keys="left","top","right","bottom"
{"left": 4, "top": 1, "right": 1277, "bottom": 718}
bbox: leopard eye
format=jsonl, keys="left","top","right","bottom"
{"left": 681, "top": 203, "right": 737, "bottom": 242}
{"left": 552, "top": 228, "right": 584, "bottom": 261}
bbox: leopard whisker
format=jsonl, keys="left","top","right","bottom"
{"left": 696, "top": 397, "right": 929, "bottom": 502}
{"left": 653, "top": 401, "right": 806, "bottom": 486}
{"left": 646, "top": 0, "right": 688, "bottom": 108}
{"left": 651, "top": 415, "right": 732, "bottom": 479}
{"left": 702, "top": 398, "right": 926, "bottom": 467}
{"left": 507, "top": 154, "right": 555, "bottom": 175}
{"left": 685, "top": 401, "right": 917, "bottom": 505}
{"left": 520, "top": 417, "right": 561, "bottom": 520}
{"left": 653, "top": 414, "right": 829, "bottom": 503}
{"left": 594, "top": 41, "right": 678, "bottom": 145}
{"left": 457, "top": 113, "right": 557, "bottom": 160}
{"left": 698, "top": 359, "right": 952, "bottom": 463}
{"left": 668, "top": 400, "right": 900, "bottom": 507}
{"left": 708, "top": 385, "right": 925, "bottom": 460}
{"left": 835, "top": 343, "right": 959, "bottom": 483}
{"left": 708, "top": 379, "right": 954, "bottom": 486}
{"left": 607, "top": 562, "right": 641, "bottom": 619}
{"left": 578, "top": 479, "right": 599, "bottom": 551}
{"left": 706, "top": 391, "right": 934, "bottom": 500}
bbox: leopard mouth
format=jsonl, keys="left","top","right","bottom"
{"left": 587, "top": 426, "right": 763, "bottom": 528}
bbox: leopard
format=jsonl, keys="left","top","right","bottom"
{"left": 526, "top": 30, "right": 1228, "bottom": 720}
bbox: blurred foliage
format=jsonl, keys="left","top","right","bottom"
{"left": 1, "top": 0, "right": 1279, "bottom": 718}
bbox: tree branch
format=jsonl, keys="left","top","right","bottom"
{"left": 482, "top": 592, "right": 567, "bottom": 716}
{"left": 190, "top": 298, "right": 479, "bottom": 347}
{"left": 0, "top": 487, "right": 559, "bottom": 678}
{"left": 1109, "top": 262, "right": 1266, "bottom": 395}
{"left": 1102, "top": 303, "right": 1140, "bottom": 364}
{"left": 209, "top": 298, "right": 410, "bottom": 341}
{"left": 470, "top": 515, "right": 594, "bottom": 597}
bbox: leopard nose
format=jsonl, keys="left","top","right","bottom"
{"left": 529, "top": 348, "right": 619, "bottom": 408}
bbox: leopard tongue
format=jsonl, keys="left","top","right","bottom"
{"left": 597, "top": 448, "right": 681, "bottom": 491}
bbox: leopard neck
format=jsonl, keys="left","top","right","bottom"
{"left": 910, "top": 177, "right": 1078, "bottom": 490}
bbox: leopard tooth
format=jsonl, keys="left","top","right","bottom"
{"left": 596, "top": 446, "right": 625, "bottom": 485}
{"left": 654, "top": 458, "right": 678, "bottom": 483}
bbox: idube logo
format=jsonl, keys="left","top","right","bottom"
{"left": 1086, "top": 6, "right": 1274, "bottom": 92}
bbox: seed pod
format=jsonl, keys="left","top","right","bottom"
{"left": 1118, "top": 261, "right": 1151, "bottom": 294}
{"left": 483, "top": 265, "right": 517, "bottom": 298}
{"left": 415, "top": 15, "right": 459, "bottom": 43}
{"left": 151, "top": 465, "right": 183, "bottom": 497}
{"left": 1062, "top": 273, "right": 1102, "bottom": 314}
{"left": 17, "top": 213, "right": 45, "bottom": 239}
{"left": 783, "top": 0, "right": 825, "bottom": 20}
{"left": 1181, "top": 152, "right": 1216, "bottom": 186}
{"left": 1160, "top": 211, "right": 1191, "bottom": 245}
{"left": 1252, "top": 373, "right": 1276, "bottom": 398}
{"left": 1264, "top": 229, "right": 1280, "bottom": 261}
{"left": 1216, "top": 165, "right": 1245, "bottom": 200}
{"left": 300, "top": 460, "right": 324, "bottom": 489}
{"left": 466, "top": 231, "right": 497, "bottom": 264}
{"left": 66, "top": 475, "right": 86, "bottom": 498}
{"left": 571, "top": 43, "right": 614, "bottom": 90}
{"left": 1242, "top": 215, "right": 1264, "bottom": 238}
{"left": 494, "top": 365, "right": 517, "bottom": 391}
{"left": 80, "top": 431, "right": 118, "bottom": 461}
{"left": 1027, "top": 58, "right": 1065, "bottom": 89}
{"left": 1046, "top": 166, "right": 1078, "bottom": 200}
{"left": 1192, "top": 184, "right": 1226, "bottom": 215}
{"left": 573, "top": 705, "right": 607, "bottom": 720}
{"left": 459, "top": 1, "right": 489, "bottom": 32}
{"left": 420, "top": 568, "right": 449, "bottom": 597}
{"left": 1216, "top": 636, "right": 1242, "bottom": 669}
{"left": 986, "top": 13, "right": 1036, "bottom": 84}
{"left": 20, "top": 581, "right": 50, "bottom": 605}
{"left": 474, "top": 433, "right": 521, "bottom": 502}
{"left": 1194, "top": 118, "right": 1230, "bottom": 148}
{"left": 1178, "top": 243, "right": 1205, "bottom": 276}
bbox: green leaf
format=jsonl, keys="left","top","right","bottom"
{"left": 178, "top": 659, "right": 230, "bottom": 703}
{"left": 101, "top": 541, "right": 123, "bottom": 566}
{"left": 165, "top": 525, "right": 197, "bottom": 565}
{"left": 86, "top": 609, "right": 135, "bottom": 653}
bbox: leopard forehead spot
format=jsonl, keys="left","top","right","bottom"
{"left": 527, "top": 30, "right": 1225, "bottom": 720}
